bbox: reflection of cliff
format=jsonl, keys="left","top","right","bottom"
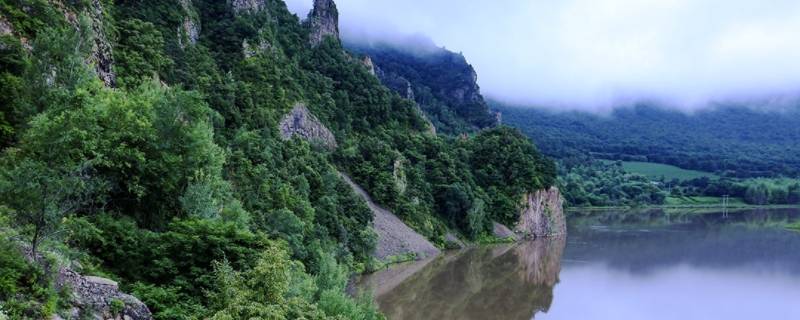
{"left": 362, "top": 237, "right": 566, "bottom": 320}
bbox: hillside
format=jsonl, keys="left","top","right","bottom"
{"left": 0, "top": 0, "right": 555, "bottom": 319}
{"left": 494, "top": 102, "right": 800, "bottom": 178}
{"left": 346, "top": 39, "right": 498, "bottom": 135}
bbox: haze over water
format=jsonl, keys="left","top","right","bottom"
{"left": 356, "top": 208, "right": 800, "bottom": 320}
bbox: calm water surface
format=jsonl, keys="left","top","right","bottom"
{"left": 355, "top": 208, "right": 800, "bottom": 320}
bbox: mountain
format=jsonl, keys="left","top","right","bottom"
{"left": 0, "top": 0, "right": 556, "bottom": 319}
{"left": 346, "top": 39, "right": 499, "bottom": 135}
{"left": 494, "top": 102, "right": 800, "bottom": 178}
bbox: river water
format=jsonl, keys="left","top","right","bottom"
{"left": 355, "top": 208, "right": 800, "bottom": 320}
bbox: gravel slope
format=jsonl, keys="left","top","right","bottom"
{"left": 340, "top": 173, "right": 440, "bottom": 260}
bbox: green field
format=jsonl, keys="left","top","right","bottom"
{"left": 664, "top": 196, "right": 745, "bottom": 206}
{"left": 605, "top": 160, "right": 718, "bottom": 181}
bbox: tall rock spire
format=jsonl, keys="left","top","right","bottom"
{"left": 308, "top": 0, "right": 339, "bottom": 46}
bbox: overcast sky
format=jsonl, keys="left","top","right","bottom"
{"left": 286, "top": 0, "right": 800, "bottom": 111}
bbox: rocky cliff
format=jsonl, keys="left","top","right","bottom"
{"left": 86, "top": 0, "right": 115, "bottom": 87}
{"left": 231, "top": 0, "right": 266, "bottom": 13}
{"left": 307, "top": 0, "right": 339, "bottom": 46}
{"left": 279, "top": 103, "right": 338, "bottom": 149}
{"left": 515, "top": 187, "right": 566, "bottom": 238}
{"left": 54, "top": 268, "right": 152, "bottom": 320}
{"left": 346, "top": 41, "right": 498, "bottom": 134}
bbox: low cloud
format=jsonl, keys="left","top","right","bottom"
{"left": 286, "top": 0, "right": 800, "bottom": 111}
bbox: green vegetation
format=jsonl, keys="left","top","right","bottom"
{"left": 0, "top": 0, "right": 555, "bottom": 318}
{"left": 559, "top": 160, "right": 667, "bottom": 207}
{"left": 347, "top": 41, "right": 498, "bottom": 134}
{"left": 664, "top": 196, "right": 745, "bottom": 206}
{"left": 611, "top": 161, "right": 717, "bottom": 181}
{"left": 495, "top": 102, "right": 800, "bottom": 178}
{"left": 493, "top": 102, "right": 800, "bottom": 208}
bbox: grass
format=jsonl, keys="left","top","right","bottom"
{"left": 664, "top": 196, "right": 746, "bottom": 206}
{"left": 604, "top": 160, "right": 717, "bottom": 181}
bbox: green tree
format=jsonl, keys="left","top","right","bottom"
{"left": 0, "top": 157, "right": 101, "bottom": 254}
{"left": 114, "top": 18, "right": 172, "bottom": 88}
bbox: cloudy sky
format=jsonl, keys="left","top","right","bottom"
{"left": 286, "top": 0, "right": 800, "bottom": 111}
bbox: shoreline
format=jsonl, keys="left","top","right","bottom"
{"left": 567, "top": 204, "right": 800, "bottom": 212}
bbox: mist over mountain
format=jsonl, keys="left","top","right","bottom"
{"left": 285, "top": 0, "right": 800, "bottom": 112}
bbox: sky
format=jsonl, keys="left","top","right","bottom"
{"left": 285, "top": 0, "right": 800, "bottom": 111}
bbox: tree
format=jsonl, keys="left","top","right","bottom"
{"left": 787, "top": 183, "right": 800, "bottom": 204}
{"left": 0, "top": 158, "right": 101, "bottom": 255}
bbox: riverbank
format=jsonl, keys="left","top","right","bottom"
{"left": 568, "top": 204, "right": 799, "bottom": 212}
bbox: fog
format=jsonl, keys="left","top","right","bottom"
{"left": 285, "top": 0, "right": 800, "bottom": 111}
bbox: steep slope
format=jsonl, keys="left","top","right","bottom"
{"left": 340, "top": 173, "right": 440, "bottom": 260}
{"left": 347, "top": 39, "right": 499, "bottom": 134}
{"left": 0, "top": 0, "right": 557, "bottom": 319}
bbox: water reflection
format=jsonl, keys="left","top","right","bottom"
{"left": 356, "top": 237, "right": 566, "bottom": 320}
{"left": 358, "top": 208, "right": 800, "bottom": 320}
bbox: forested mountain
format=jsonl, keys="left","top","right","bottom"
{"left": 493, "top": 101, "right": 800, "bottom": 207}
{"left": 346, "top": 39, "right": 498, "bottom": 135}
{"left": 495, "top": 102, "right": 800, "bottom": 178}
{"left": 0, "top": 0, "right": 554, "bottom": 319}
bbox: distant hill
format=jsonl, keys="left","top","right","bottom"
{"left": 493, "top": 102, "right": 800, "bottom": 178}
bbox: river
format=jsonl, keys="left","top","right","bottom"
{"left": 354, "top": 208, "right": 800, "bottom": 320}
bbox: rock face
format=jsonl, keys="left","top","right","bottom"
{"left": 362, "top": 55, "right": 376, "bottom": 75}
{"left": 56, "top": 268, "right": 152, "bottom": 320}
{"left": 307, "top": 0, "right": 339, "bottom": 46}
{"left": 87, "top": 0, "right": 115, "bottom": 87}
{"left": 177, "top": 0, "right": 199, "bottom": 48}
{"left": 0, "top": 15, "right": 12, "bottom": 36}
{"left": 232, "top": 0, "right": 265, "bottom": 14}
{"left": 375, "top": 66, "right": 414, "bottom": 100}
{"left": 348, "top": 42, "right": 498, "bottom": 133}
{"left": 340, "top": 173, "right": 440, "bottom": 261}
{"left": 492, "top": 221, "right": 516, "bottom": 240}
{"left": 279, "top": 103, "right": 337, "bottom": 149}
{"left": 515, "top": 187, "right": 566, "bottom": 238}
{"left": 178, "top": 16, "right": 199, "bottom": 48}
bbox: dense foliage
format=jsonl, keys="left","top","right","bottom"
{"left": 495, "top": 102, "right": 800, "bottom": 178}
{"left": 347, "top": 41, "right": 498, "bottom": 135}
{"left": 559, "top": 160, "right": 667, "bottom": 207}
{"left": 495, "top": 101, "right": 800, "bottom": 207}
{"left": 0, "top": 0, "right": 555, "bottom": 318}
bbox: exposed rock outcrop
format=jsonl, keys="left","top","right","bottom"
{"left": 177, "top": 0, "right": 199, "bottom": 48}
{"left": 55, "top": 268, "right": 152, "bottom": 320}
{"left": 340, "top": 173, "right": 440, "bottom": 261}
{"left": 0, "top": 15, "right": 12, "bottom": 36}
{"left": 362, "top": 55, "right": 376, "bottom": 75}
{"left": 307, "top": 0, "right": 339, "bottom": 46}
{"left": 242, "top": 38, "right": 271, "bottom": 58}
{"left": 279, "top": 103, "right": 337, "bottom": 149}
{"left": 515, "top": 187, "right": 566, "bottom": 238}
{"left": 231, "top": 0, "right": 265, "bottom": 14}
{"left": 492, "top": 221, "right": 516, "bottom": 240}
{"left": 87, "top": 0, "right": 115, "bottom": 87}
{"left": 376, "top": 66, "right": 414, "bottom": 100}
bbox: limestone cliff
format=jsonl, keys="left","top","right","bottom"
{"left": 307, "top": 0, "right": 339, "bottom": 46}
{"left": 514, "top": 187, "right": 566, "bottom": 238}
{"left": 279, "top": 103, "right": 337, "bottom": 149}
